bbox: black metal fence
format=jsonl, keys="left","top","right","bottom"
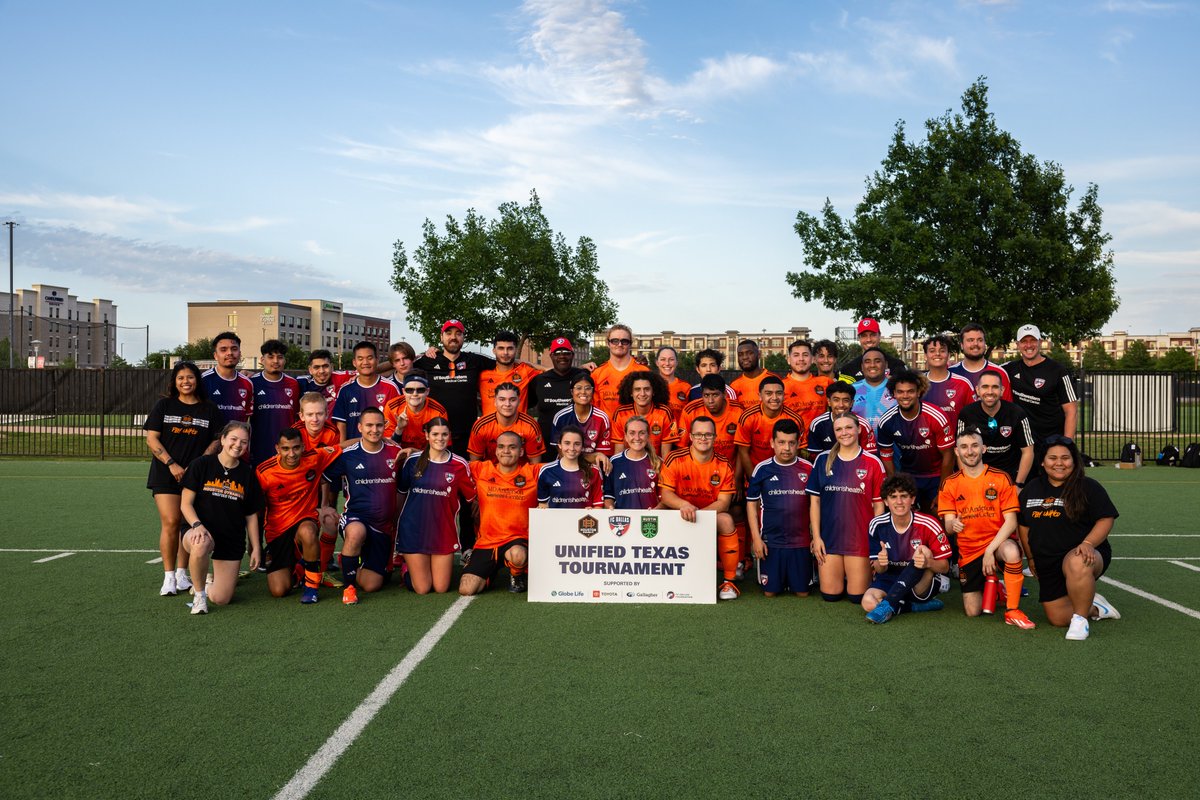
{"left": 1076, "top": 370, "right": 1200, "bottom": 463}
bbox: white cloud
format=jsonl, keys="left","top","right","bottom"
{"left": 303, "top": 240, "right": 333, "bottom": 256}
{"left": 602, "top": 230, "right": 687, "bottom": 256}
{"left": 1107, "top": 200, "right": 1200, "bottom": 238}
{"left": 1101, "top": 1, "right": 1184, "bottom": 13}
{"left": 791, "top": 20, "right": 960, "bottom": 97}
{"left": 0, "top": 190, "right": 283, "bottom": 236}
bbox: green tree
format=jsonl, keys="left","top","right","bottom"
{"left": 763, "top": 352, "right": 788, "bottom": 373}
{"left": 338, "top": 351, "right": 355, "bottom": 370}
{"left": 590, "top": 344, "right": 610, "bottom": 366}
{"left": 1081, "top": 340, "right": 1116, "bottom": 371}
{"left": 59, "top": 355, "right": 77, "bottom": 369}
{"left": 788, "top": 78, "right": 1118, "bottom": 347}
{"left": 285, "top": 344, "right": 309, "bottom": 371}
{"left": 0, "top": 337, "right": 25, "bottom": 368}
{"left": 109, "top": 354, "right": 132, "bottom": 370}
{"left": 1117, "top": 340, "right": 1155, "bottom": 370}
{"left": 1048, "top": 342, "right": 1073, "bottom": 371}
{"left": 677, "top": 351, "right": 697, "bottom": 374}
{"left": 1155, "top": 347, "right": 1195, "bottom": 372}
{"left": 391, "top": 190, "right": 618, "bottom": 350}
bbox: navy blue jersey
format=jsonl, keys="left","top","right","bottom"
{"left": 747, "top": 456, "right": 814, "bottom": 548}
{"left": 537, "top": 460, "right": 603, "bottom": 508}
{"left": 201, "top": 368, "right": 254, "bottom": 424}
{"left": 603, "top": 451, "right": 659, "bottom": 510}
{"left": 249, "top": 373, "right": 300, "bottom": 466}
{"left": 331, "top": 377, "right": 401, "bottom": 435}
{"left": 867, "top": 511, "right": 952, "bottom": 575}
{"left": 874, "top": 403, "right": 953, "bottom": 478}
{"left": 324, "top": 440, "right": 404, "bottom": 533}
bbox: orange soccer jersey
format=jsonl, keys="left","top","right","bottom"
{"left": 658, "top": 450, "right": 736, "bottom": 509}
{"left": 663, "top": 376, "right": 691, "bottom": 419}
{"left": 479, "top": 362, "right": 542, "bottom": 415}
{"left": 383, "top": 396, "right": 449, "bottom": 448}
{"left": 783, "top": 374, "right": 835, "bottom": 431}
{"left": 467, "top": 412, "right": 546, "bottom": 462}
{"left": 590, "top": 360, "right": 649, "bottom": 419}
{"left": 293, "top": 419, "right": 340, "bottom": 451}
{"left": 730, "top": 372, "right": 773, "bottom": 407}
{"left": 611, "top": 404, "right": 680, "bottom": 451}
{"left": 677, "top": 398, "right": 744, "bottom": 461}
{"left": 256, "top": 445, "right": 341, "bottom": 540}
{"left": 469, "top": 460, "right": 540, "bottom": 549}
{"left": 938, "top": 467, "right": 1019, "bottom": 565}
{"left": 735, "top": 404, "right": 807, "bottom": 466}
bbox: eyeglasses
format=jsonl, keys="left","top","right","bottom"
{"left": 404, "top": 387, "right": 428, "bottom": 394}
{"left": 608, "top": 338, "right": 632, "bottom": 346}
{"left": 690, "top": 432, "right": 715, "bottom": 439}
{"left": 1044, "top": 435, "right": 1075, "bottom": 446}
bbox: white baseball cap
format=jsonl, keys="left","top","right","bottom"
{"left": 1017, "top": 324, "right": 1042, "bottom": 341}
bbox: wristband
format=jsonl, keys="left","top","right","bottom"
{"left": 190, "top": 521, "right": 203, "bottom": 530}
{"left": 166, "top": 458, "right": 177, "bottom": 466}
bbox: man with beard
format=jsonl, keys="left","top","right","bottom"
{"left": 730, "top": 339, "right": 771, "bottom": 406}
{"left": 950, "top": 323, "right": 1013, "bottom": 401}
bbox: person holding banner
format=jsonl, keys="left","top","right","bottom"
{"left": 464, "top": 431, "right": 540, "bottom": 595}
{"left": 807, "top": 412, "right": 886, "bottom": 604}
{"left": 746, "top": 418, "right": 814, "bottom": 598}
{"left": 537, "top": 426, "right": 604, "bottom": 509}
{"left": 604, "top": 416, "right": 661, "bottom": 510}
{"left": 396, "top": 417, "right": 478, "bottom": 594}
{"left": 659, "top": 416, "right": 739, "bottom": 600}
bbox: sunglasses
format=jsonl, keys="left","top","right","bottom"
{"left": 404, "top": 387, "right": 428, "bottom": 394}
{"left": 1044, "top": 434, "right": 1075, "bottom": 446}
{"left": 608, "top": 338, "right": 632, "bottom": 346}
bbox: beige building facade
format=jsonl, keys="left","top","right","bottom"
{"left": 1, "top": 283, "right": 118, "bottom": 366}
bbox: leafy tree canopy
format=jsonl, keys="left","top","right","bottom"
{"left": 1156, "top": 347, "right": 1196, "bottom": 372}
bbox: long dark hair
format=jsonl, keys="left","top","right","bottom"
{"left": 414, "top": 416, "right": 451, "bottom": 479}
{"left": 558, "top": 424, "right": 591, "bottom": 490}
{"left": 167, "top": 361, "right": 208, "bottom": 403}
{"left": 1044, "top": 436, "right": 1088, "bottom": 521}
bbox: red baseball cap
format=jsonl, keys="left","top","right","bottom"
{"left": 550, "top": 337, "right": 574, "bottom": 353}
{"left": 857, "top": 318, "right": 881, "bottom": 335}
{"left": 441, "top": 319, "right": 465, "bottom": 332}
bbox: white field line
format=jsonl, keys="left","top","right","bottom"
{"left": 1110, "top": 534, "right": 1200, "bottom": 538}
{"left": 1099, "top": 576, "right": 1200, "bottom": 621}
{"left": 1168, "top": 560, "right": 1200, "bottom": 573}
{"left": 272, "top": 595, "right": 475, "bottom": 800}
{"left": 1112, "top": 557, "right": 1200, "bottom": 560}
{"left": 33, "top": 552, "right": 75, "bottom": 563}
{"left": 146, "top": 557, "right": 163, "bottom": 564}
{"left": 0, "top": 548, "right": 158, "bottom": 553}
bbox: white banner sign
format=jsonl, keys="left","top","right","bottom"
{"left": 528, "top": 508, "right": 716, "bottom": 604}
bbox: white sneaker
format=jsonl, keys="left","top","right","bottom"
{"left": 190, "top": 593, "right": 208, "bottom": 615}
{"left": 175, "top": 568, "right": 193, "bottom": 592}
{"left": 1091, "top": 592, "right": 1121, "bottom": 620}
{"left": 1022, "top": 565, "right": 1033, "bottom": 577}
{"left": 1065, "top": 614, "right": 1089, "bottom": 640}
{"left": 159, "top": 572, "right": 177, "bottom": 596}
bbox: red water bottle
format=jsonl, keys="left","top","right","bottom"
{"left": 982, "top": 574, "right": 999, "bottom": 615}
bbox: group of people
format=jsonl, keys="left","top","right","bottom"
{"left": 142, "top": 317, "right": 1119, "bottom": 640}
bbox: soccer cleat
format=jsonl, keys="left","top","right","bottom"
{"left": 866, "top": 599, "right": 895, "bottom": 624}
{"left": 1004, "top": 609, "right": 1036, "bottom": 630}
{"left": 301, "top": 587, "right": 319, "bottom": 605}
{"left": 320, "top": 573, "right": 344, "bottom": 589}
{"left": 159, "top": 572, "right": 177, "bottom": 596}
{"left": 508, "top": 574, "right": 528, "bottom": 594}
{"left": 175, "top": 570, "right": 193, "bottom": 592}
{"left": 909, "top": 597, "right": 945, "bottom": 613}
{"left": 1090, "top": 592, "right": 1120, "bottom": 621}
{"left": 1022, "top": 565, "right": 1033, "bottom": 577}
{"left": 1065, "top": 614, "right": 1090, "bottom": 640}
{"left": 718, "top": 580, "right": 740, "bottom": 600}
{"left": 190, "top": 594, "right": 208, "bottom": 615}
{"left": 342, "top": 585, "right": 359, "bottom": 605}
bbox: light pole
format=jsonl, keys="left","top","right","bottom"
{"left": 5, "top": 220, "right": 16, "bottom": 368}
{"left": 31, "top": 338, "right": 41, "bottom": 367}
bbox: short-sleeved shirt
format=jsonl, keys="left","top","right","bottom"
{"left": 181, "top": 454, "right": 262, "bottom": 543}
{"left": 611, "top": 404, "right": 679, "bottom": 452}
{"left": 677, "top": 399, "right": 744, "bottom": 461}
{"left": 603, "top": 451, "right": 660, "bottom": 510}
{"left": 323, "top": 441, "right": 403, "bottom": 532}
{"left": 658, "top": 450, "right": 736, "bottom": 509}
{"left": 662, "top": 376, "right": 691, "bottom": 419}
{"left": 875, "top": 403, "right": 954, "bottom": 478}
{"left": 529, "top": 367, "right": 589, "bottom": 455}
{"left": 949, "top": 360, "right": 1013, "bottom": 402}
{"left": 730, "top": 372, "right": 773, "bottom": 407}
{"left": 867, "top": 511, "right": 953, "bottom": 574}
{"left": 747, "top": 456, "right": 814, "bottom": 548}
{"left": 249, "top": 372, "right": 301, "bottom": 466}
{"left": 470, "top": 460, "right": 540, "bottom": 548}
{"left": 397, "top": 452, "right": 477, "bottom": 554}
{"left": 256, "top": 445, "right": 341, "bottom": 540}
{"left": 736, "top": 405, "right": 807, "bottom": 466}
{"left": 839, "top": 352, "right": 906, "bottom": 381}
{"left": 1003, "top": 357, "right": 1077, "bottom": 442}
{"left": 201, "top": 368, "right": 254, "bottom": 423}
{"left": 550, "top": 406, "right": 613, "bottom": 456}
{"left": 297, "top": 372, "right": 354, "bottom": 405}
{"left": 806, "top": 449, "right": 886, "bottom": 557}
{"left": 783, "top": 374, "right": 835, "bottom": 431}
{"left": 851, "top": 379, "right": 896, "bottom": 432}
{"left": 924, "top": 373, "right": 975, "bottom": 432}
{"left": 686, "top": 383, "right": 738, "bottom": 403}
{"left": 1018, "top": 476, "right": 1118, "bottom": 561}
{"left": 143, "top": 397, "right": 224, "bottom": 488}
{"left": 937, "top": 467, "right": 1019, "bottom": 565}
{"left": 536, "top": 460, "right": 604, "bottom": 508}
{"left": 807, "top": 412, "right": 877, "bottom": 455}
{"left": 412, "top": 351, "right": 497, "bottom": 445}
{"left": 467, "top": 412, "right": 546, "bottom": 463}
{"left": 590, "top": 359, "right": 649, "bottom": 419}
{"left": 479, "top": 362, "right": 542, "bottom": 415}
{"left": 957, "top": 400, "right": 1035, "bottom": 481}
{"left": 382, "top": 395, "right": 449, "bottom": 447}
{"left": 293, "top": 419, "right": 341, "bottom": 451}
{"left": 332, "top": 377, "right": 401, "bottom": 435}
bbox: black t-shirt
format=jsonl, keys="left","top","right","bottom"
{"left": 957, "top": 400, "right": 1034, "bottom": 481}
{"left": 1018, "top": 475, "right": 1117, "bottom": 560}
{"left": 1003, "top": 357, "right": 1076, "bottom": 442}
{"left": 181, "top": 454, "right": 263, "bottom": 542}
{"left": 412, "top": 351, "right": 496, "bottom": 442}
{"left": 839, "top": 352, "right": 907, "bottom": 381}
{"left": 143, "top": 397, "right": 225, "bottom": 488}
{"left": 529, "top": 367, "right": 588, "bottom": 454}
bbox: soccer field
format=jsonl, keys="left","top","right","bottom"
{"left": 1, "top": 461, "right": 1198, "bottom": 799}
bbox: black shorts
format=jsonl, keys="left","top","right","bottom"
{"left": 1034, "top": 547, "right": 1112, "bottom": 604}
{"left": 208, "top": 529, "right": 246, "bottom": 562}
{"left": 958, "top": 555, "right": 991, "bottom": 594}
{"left": 149, "top": 484, "right": 182, "bottom": 496}
{"left": 341, "top": 516, "right": 396, "bottom": 576}
{"left": 463, "top": 539, "right": 528, "bottom": 581}
{"left": 265, "top": 520, "right": 316, "bottom": 573}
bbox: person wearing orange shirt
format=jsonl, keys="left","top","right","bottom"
{"left": 736, "top": 375, "right": 805, "bottom": 478}
{"left": 384, "top": 372, "right": 449, "bottom": 450}
{"left": 590, "top": 324, "right": 648, "bottom": 418}
{"left": 612, "top": 371, "right": 680, "bottom": 458}
{"left": 938, "top": 427, "right": 1035, "bottom": 629}
{"left": 479, "top": 330, "right": 542, "bottom": 415}
{"left": 293, "top": 391, "right": 345, "bottom": 579}
{"left": 462, "top": 431, "right": 539, "bottom": 595}
{"left": 256, "top": 429, "right": 341, "bottom": 603}
{"left": 730, "top": 339, "right": 772, "bottom": 406}
{"left": 467, "top": 382, "right": 545, "bottom": 464}
{"left": 678, "top": 375, "right": 744, "bottom": 467}
{"left": 659, "top": 416, "right": 739, "bottom": 600}
{"left": 655, "top": 345, "right": 692, "bottom": 419}
{"left": 783, "top": 339, "right": 834, "bottom": 431}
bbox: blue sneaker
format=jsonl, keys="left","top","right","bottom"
{"left": 909, "top": 597, "right": 945, "bottom": 613}
{"left": 301, "top": 587, "right": 319, "bottom": 604}
{"left": 866, "top": 599, "right": 895, "bottom": 624}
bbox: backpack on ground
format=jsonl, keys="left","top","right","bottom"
{"left": 1181, "top": 443, "right": 1200, "bottom": 469}
{"left": 1119, "top": 441, "right": 1141, "bottom": 463}
{"left": 1157, "top": 445, "right": 1180, "bottom": 466}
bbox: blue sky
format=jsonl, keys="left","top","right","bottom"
{"left": 2, "top": 0, "right": 1197, "bottom": 360}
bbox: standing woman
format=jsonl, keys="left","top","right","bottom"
{"left": 655, "top": 346, "right": 691, "bottom": 420}
{"left": 603, "top": 417, "right": 661, "bottom": 510}
{"left": 396, "top": 417, "right": 477, "bottom": 594}
{"left": 1018, "top": 435, "right": 1121, "bottom": 640}
{"left": 179, "top": 422, "right": 263, "bottom": 614}
{"left": 807, "top": 412, "right": 886, "bottom": 603}
{"left": 538, "top": 426, "right": 604, "bottom": 509}
{"left": 144, "top": 361, "right": 224, "bottom": 597}
{"left": 550, "top": 373, "right": 613, "bottom": 472}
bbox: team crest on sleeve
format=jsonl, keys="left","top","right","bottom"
{"left": 579, "top": 515, "right": 599, "bottom": 537}
{"left": 609, "top": 515, "right": 631, "bottom": 536}
{"left": 1034, "top": 378, "right": 1046, "bottom": 389}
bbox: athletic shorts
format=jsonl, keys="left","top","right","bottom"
{"left": 265, "top": 520, "right": 316, "bottom": 574}
{"left": 149, "top": 484, "right": 182, "bottom": 496}
{"left": 1034, "top": 547, "right": 1112, "bottom": 604}
{"left": 758, "top": 546, "right": 812, "bottom": 594}
{"left": 871, "top": 569, "right": 948, "bottom": 601}
{"left": 341, "top": 515, "right": 396, "bottom": 576}
{"left": 463, "top": 539, "right": 528, "bottom": 581}
{"left": 208, "top": 529, "right": 246, "bottom": 562}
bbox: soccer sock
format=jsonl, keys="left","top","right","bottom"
{"left": 846, "top": 593, "right": 863, "bottom": 604}
{"left": 340, "top": 554, "right": 360, "bottom": 589}
{"left": 1003, "top": 561, "right": 1025, "bottom": 610}
{"left": 734, "top": 520, "right": 748, "bottom": 564}
{"left": 301, "top": 559, "right": 322, "bottom": 590}
{"left": 885, "top": 565, "right": 926, "bottom": 611}
{"left": 319, "top": 531, "right": 337, "bottom": 572}
{"left": 718, "top": 531, "right": 740, "bottom": 581}
{"left": 821, "top": 591, "right": 844, "bottom": 602}
{"left": 504, "top": 558, "right": 526, "bottom": 577}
